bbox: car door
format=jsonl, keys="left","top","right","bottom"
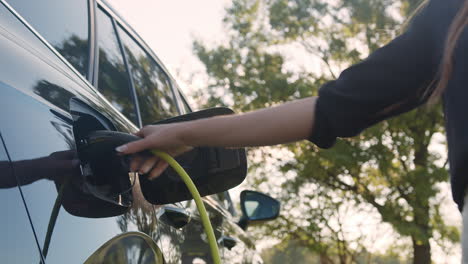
{"left": 0, "top": 132, "right": 44, "bottom": 263}
{"left": 1, "top": 0, "right": 165, "bottom": 263}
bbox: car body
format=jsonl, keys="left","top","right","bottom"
{"left": 0, "top": 0, "right": 278, "bottom": 263}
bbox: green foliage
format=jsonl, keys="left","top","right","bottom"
{"left": 262, "top": 239, "right": 411, "bottom": 264}
{"left": 193, "top": 0, "right": 458, "bottom": 262}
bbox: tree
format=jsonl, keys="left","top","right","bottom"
{"left": 192, "top": 0, "right": 459, "bottom": 263}
{"left": 261, "top": 238, "right": 410, "bottom": 264}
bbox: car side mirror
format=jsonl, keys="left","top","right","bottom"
{"left": 238, "top": 190, "right": 280, "bottom": 230}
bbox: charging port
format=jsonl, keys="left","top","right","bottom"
{"left": 70, "top": 98, "right": 133, "bottom": 208}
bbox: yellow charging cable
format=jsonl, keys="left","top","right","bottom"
{"left": 151, "top": 150, "right": 222, "bottom": 264}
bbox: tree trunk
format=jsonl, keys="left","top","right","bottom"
{"left": 319, "top": 254, "right": 334, "bottom": 264}
{"left": 412, "top": 238, "right": 431, "bottom": 264}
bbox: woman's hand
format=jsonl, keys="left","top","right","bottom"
{"left": 115, "top": 96, "right": 317, "bottom": 179}
{"left": 116, "top": 124, "right": 193, "bottom": 180}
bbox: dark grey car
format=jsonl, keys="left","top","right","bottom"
{"left": 0, "top": 0, "right": 280, "bottom": 263}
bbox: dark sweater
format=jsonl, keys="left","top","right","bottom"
{"left": 309, "top": 0, "right": 468, "bottom": 210}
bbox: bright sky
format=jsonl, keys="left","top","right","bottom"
{"left": 109, "top": 0, "right": 230, "bottom": 100}
{"left": 107, "top": 1, "right": 461, "bottom": 262}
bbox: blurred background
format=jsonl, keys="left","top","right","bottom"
{"left": 109, "top": 0, "right": 461, "bottom": 263}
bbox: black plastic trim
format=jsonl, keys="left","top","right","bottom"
{"left": 91, "top": 0, "right": 99, "bottom": 87}
{"left": 112, "top": 15, "right": 142, "bottom": 128}
{"left": 86, "top": 0, "right": 95, "bottom": 81}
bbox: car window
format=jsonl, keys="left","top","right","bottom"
{"left": 117, "top": 25, "right": 179, "bottom": 124}
{"left": 7, "top": 0, "right": 89, "bottom": 76}
{"left": 179, "top": 91, "right": 193, "bottom": 114}
{"left": 96, "top": 7, "right": 138, "bottom": 124}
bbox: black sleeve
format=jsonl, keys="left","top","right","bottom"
{"left": 309, "top": 0, "right": 445, "bottom": 148}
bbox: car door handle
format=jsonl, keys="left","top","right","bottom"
{"left": 218, "top": 236, "right": 237, "bottom": 250}
{"left": 157, "top": 206, "right": 191, "bottom": 229}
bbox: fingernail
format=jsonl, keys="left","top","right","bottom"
{"left": 116, "top": 145, "right": 127, "bottom": 153}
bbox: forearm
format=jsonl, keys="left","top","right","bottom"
{"left": 181, "top": 97, "right": 317, "bottom": 147}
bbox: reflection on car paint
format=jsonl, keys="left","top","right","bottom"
{"left": 1, "top": 85, "right": 165, "bottom": 262}
{"left": 0, "top": 0, "right": 273, "bottom": 263}
{"left": 158, "top": 199, "right": 226, "bottom": 264}
{"left": 0, "top": 3, "right": 163, "bottom": 263}
{"left": 221, "top": 219, "right": 256, "bottom": 264}
{"left": 0, "top": 133, "right": 45, "bottom": 263}
{"left": 96, "top": 7, "right": 138, "bottom": 124}
{"left": 84, "top": 232, "right": 165, "bottom": 264}
{"left": 7, "top": 0, "right": 90, "bottom": 76}
{"left": 117, "top": 24, "right": 179, "bottom": 124}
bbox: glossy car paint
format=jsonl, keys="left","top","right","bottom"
{"left": 0, "top": 133, "right": 44, "bottom": 263}
{"left": 0, "top": 0, "right": 263, "bottom": 263}
{"left": 84, "top": 232, "right": 165, "bottom": 263}
{"left": 0, "top": 1, "right": 161, "bottom": 262}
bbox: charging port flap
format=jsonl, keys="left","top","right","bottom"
{"left": 67, "top": 98, "right": 133, "bottom": 217}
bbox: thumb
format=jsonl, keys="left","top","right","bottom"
{"left": 134, "top": 125, "right": 155, "bottom": 138}
{"left": 116, "top": 138, "right": 151, "bottom": 155}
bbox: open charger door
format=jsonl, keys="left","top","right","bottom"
{"left": 67, "top": 98, "right": 133, "bottom": 218}
{"left": 139, "top": 107, "right": 248, "bottom": 205}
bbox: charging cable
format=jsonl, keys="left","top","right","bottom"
{"left": 151, "top": 150, "right": 222, "bottom": 264}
